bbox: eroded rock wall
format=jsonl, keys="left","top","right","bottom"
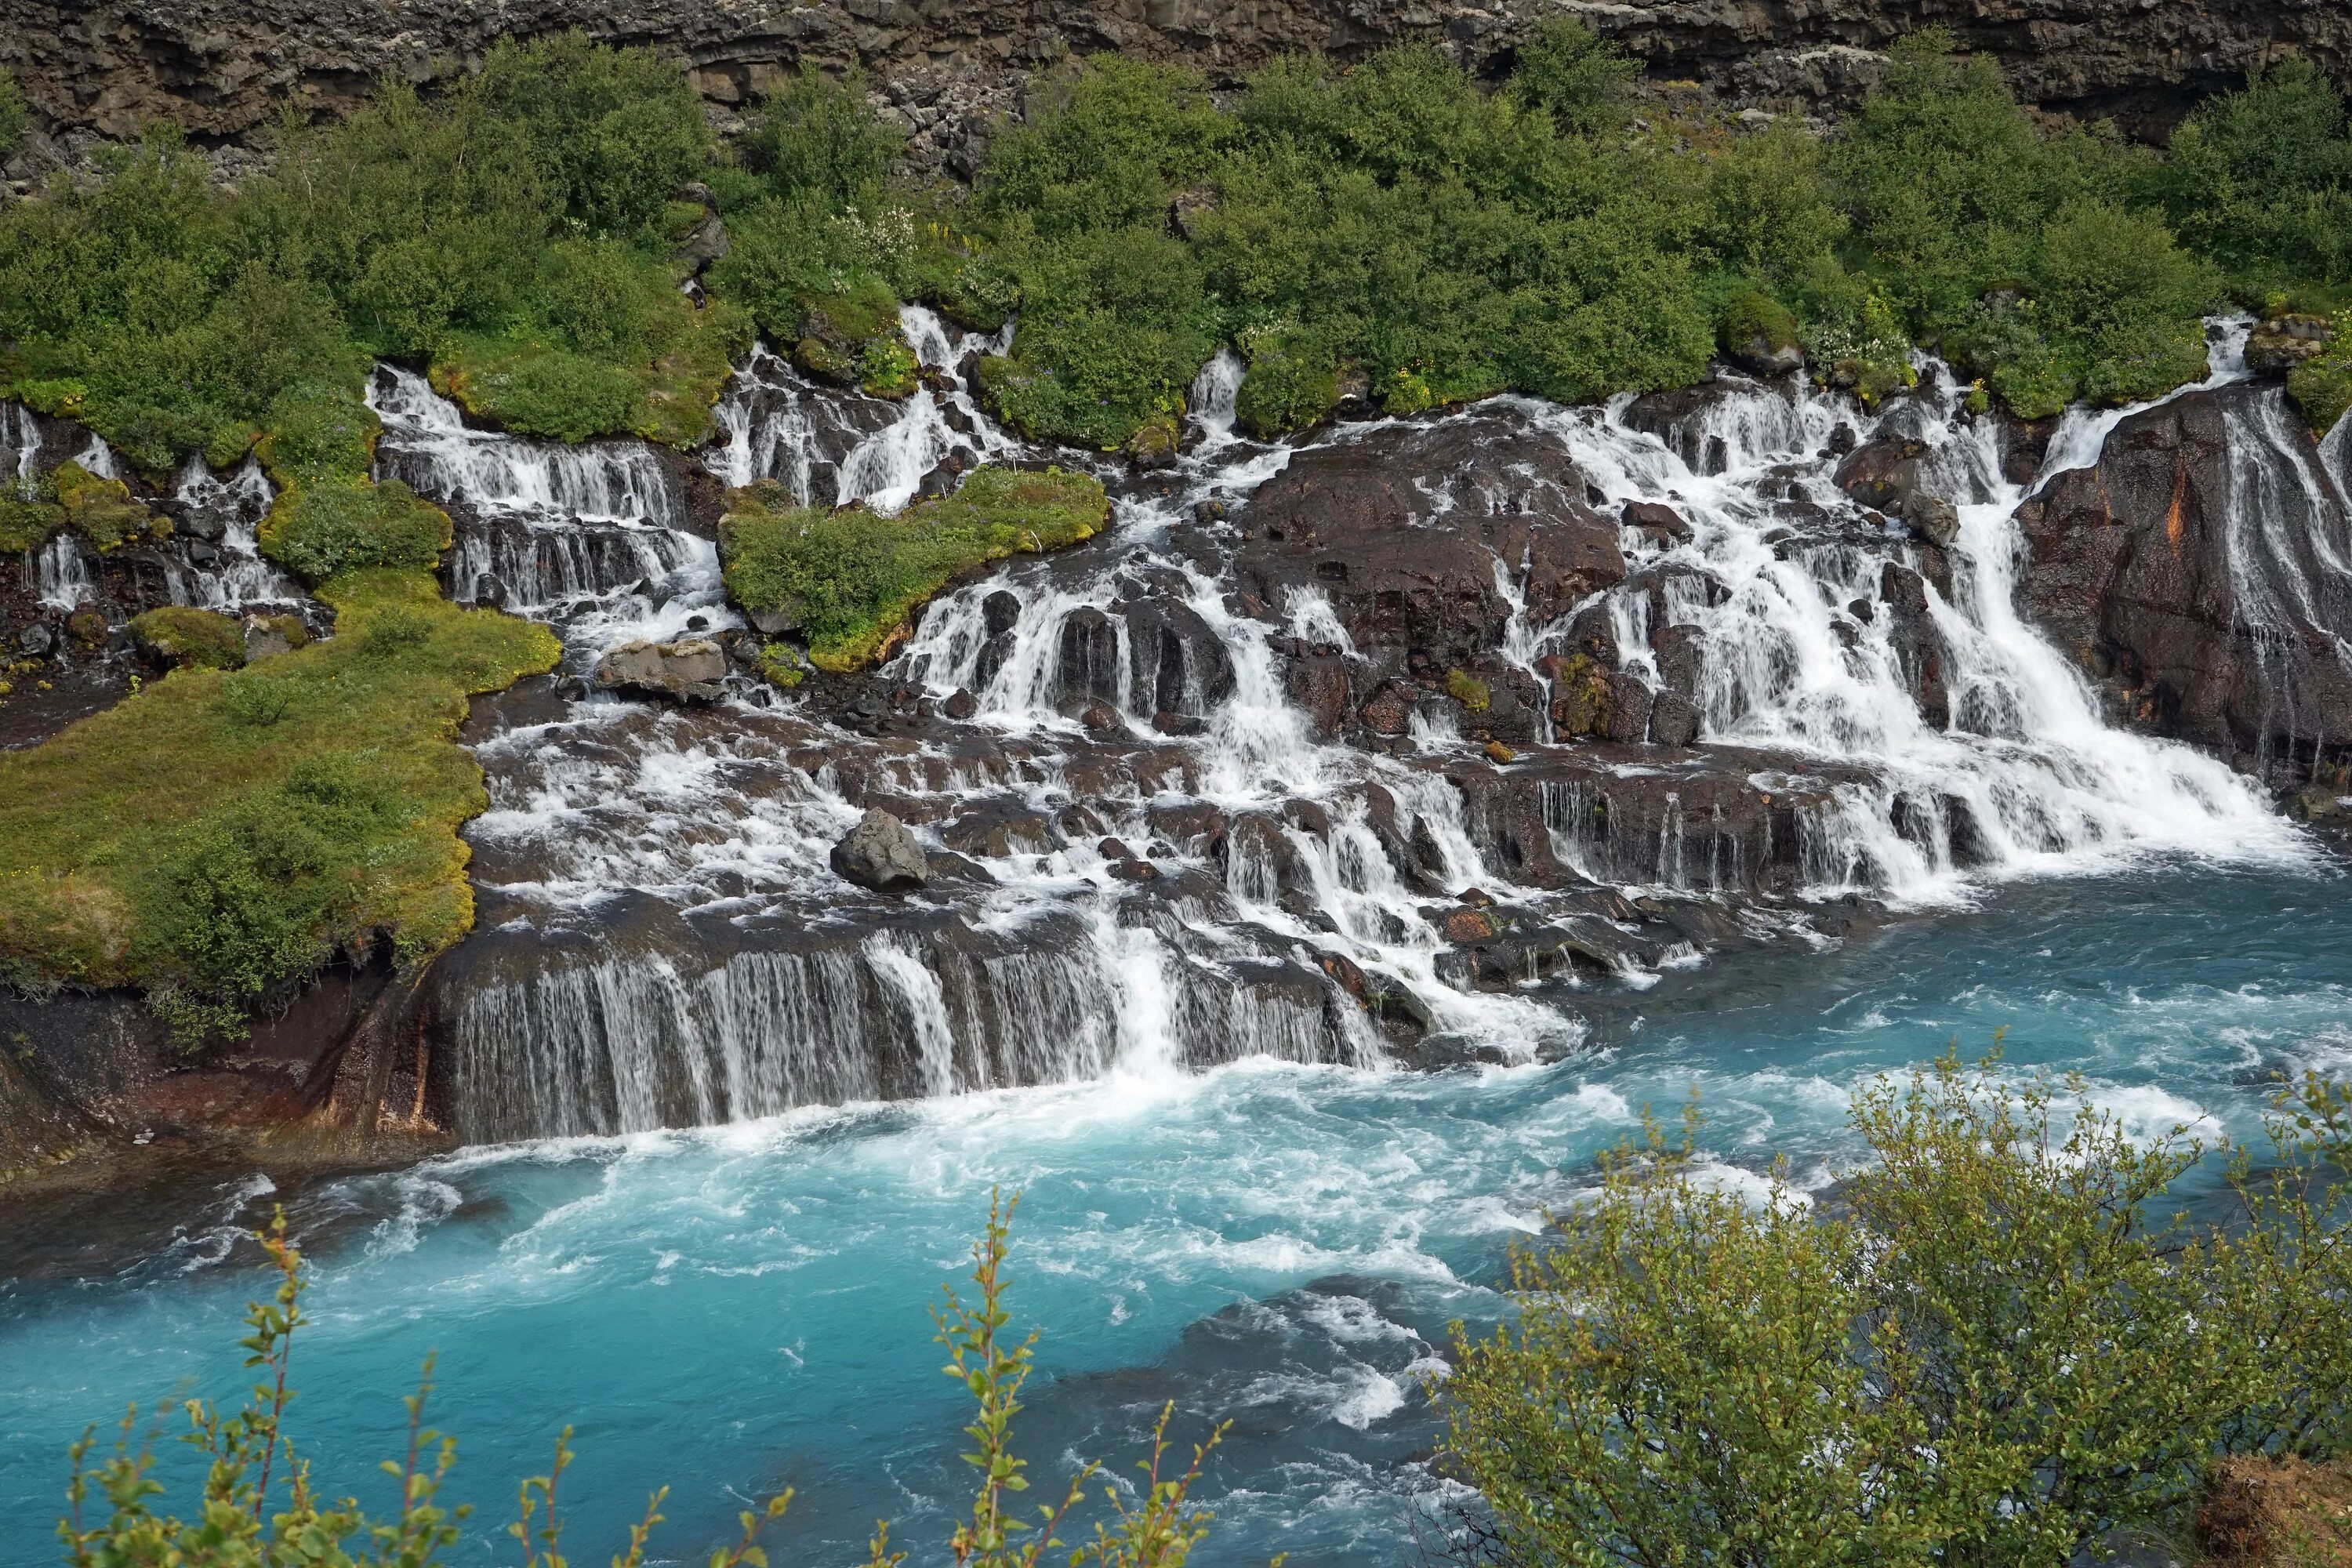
{"left": 3, "top": 0, "right": 2347, "bottom": 169}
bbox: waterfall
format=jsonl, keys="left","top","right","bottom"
{"left": 434, "top": 320, "right": 2324, "bottom": 1144}
{"left": 368, "top": 365, "right": 729, "bottom": 650}
{"left": 2, "top": 403, "right": 40, "bottom": 497}
{"left": 29, "top": 534, "right": 93, "bottom": 611}
{"left": 172, "top": 456, "right": 297, "bottom": 610}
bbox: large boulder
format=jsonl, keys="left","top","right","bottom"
{"left": 831, "top": 808, "right": 929, "bottom": 892}
{"left": 2015, "top": 383, "right": 2352, "bottom": 770}
{"left": 594, "top": 637, "right": 728, "bottom": 702}
{"left": 1231, "top": 411, "right": 1624, "bottom": 682}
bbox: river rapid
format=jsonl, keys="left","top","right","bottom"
{"left": 0, "top": 859, "right": 2346, "bottom": 1565}
{"left": 5, "top": 316, "right": 2352, "bottom": 1563}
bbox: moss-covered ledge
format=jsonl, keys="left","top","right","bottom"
{"left": 719, "top": 465, "right": 1110, "bottom": 672}
{"left": 0, "top": 569, "right": 560, "bottom": 1041}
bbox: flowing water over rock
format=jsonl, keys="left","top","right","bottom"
{"left": 353, "top": 319, "right": 2320, "bottom": 1145}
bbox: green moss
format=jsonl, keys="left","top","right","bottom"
{"left": 721, "top": 465, "right": 1109, "bottom": 671}
{"left": 259, "top": 479, "right": 453, "bottom": 585}
{"left": 0, "top": 495, "right": 66, "bottom": 554}
{"left": 130, "top": 607, "right": 245, "bottom": 672}
{"left": 53, "top": 462, "right": 166, "bottom": 552}
{"left": 2288, "top": 341, "right": 2352, "bottom": 435}
{"left": 1719, "top": 289, "right": 1802, "bottom": 358}
{"left": 752, "top": 641, "right": 806, "bottom": 689}
{"left": 1444, "top": 669, "right": 1491, "bottom": 712}
{"left": 0, "top": 570, "right": 561, "bottom": 1034}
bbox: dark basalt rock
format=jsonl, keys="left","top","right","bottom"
{"left": 1231, "top": 412, "right": 1624, "bottom": 684}
{"left": 2013, "top": 383, "right": 2352, "bottom": 774}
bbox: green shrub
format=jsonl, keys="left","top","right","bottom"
{"left": 474, "top": 30, "right": 710, "bottom": 241}
{"left": 130, "top": 607, "right": 246, "bottom": 672}
{"left": 1510, "top": 16, "right": 1638, "bottom": 134}
{"left": 746, "top": 64, "right": 902, "bottom": 210}
{"left": 57, "top": 1196, "right": 1229, "bottom": 1568}
{"left": 2289, "top": 354, "right": 2352, "bottom": 435}
{"left": 2146, "top": 58, "right": 2352, "bottom": 297}
{"left": 0, "top": 69, "right": 27, "bottom": 160}
{"left": 721, "top": 465, "right": 1109, "bottom": 670}
{"left": 1234, "top": 325, "right": 1341, "bottom": 437}
{"left": 260, "top": 480, "right": 452, "bottom": 584}
{"left": 1443, "top": 1053, "right": 2352, "bottom": 1566}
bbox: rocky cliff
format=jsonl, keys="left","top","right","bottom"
{"left": 4, "top": 0, "right": 2348, "bottom": 170}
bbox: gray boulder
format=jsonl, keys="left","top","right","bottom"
{"left": 831, "top": 808, "right": 928, "bottom": 892}
{"left": 594, "top": 637, "right": 727, "bottom": 702}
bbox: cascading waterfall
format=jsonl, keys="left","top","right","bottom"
{"left": 368, "top": 366, "right": 728, "bottom": 652}
{"left": 427, "top": 320, "right": 2318, "bottom": 1142}
{"left": 171, "top": 456, "right": 297, "bottom": 610}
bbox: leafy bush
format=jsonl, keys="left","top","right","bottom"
{"left": 722, "top": 465, "right": 1108, "bottom": 670}
{"left": 1443, "top": 1053, "right": 2352, "bottom": 1566}
{"left": 746, "top": 64, "right": 901, "bottom": 210}
{"left": 129, "top": 607, "right": 246, "bottom": 672}
{"left": 260, "top": 480, "right": 452, "bottom": 584}
{"left": 1232, "top": 324, "right": 1341, "bottom": 437}
{"left": 58, "top": 1197, "right": 1232, "bottom": 1568}
{"left": 474, "top": 30, "right": 710, "bottom": 241}
{"left": 2147, "top": 57, "right": 2352, "bottom": 299}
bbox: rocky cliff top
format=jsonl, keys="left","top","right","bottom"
{"left": 3, "top": 0, "right": 2347, "bottom": 172}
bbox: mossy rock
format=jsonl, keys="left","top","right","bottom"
{"left": 1445, "top": 669, "right": 1491, "bottom": 713}
{"left": 131, "top": 607, "right": 246, "bottom": 672}
{"left": 793, "top": 282, "right": 919, "bottom": 400}
{"left": 752, "top": 641, "right": 806, "bottom": 689}
{"left": 721, "top": 465, "right": 1110, "bottom": 673}
{"left": 53, "top": 463, "right": 166, "bottom": 553}
{"left": 1127, "top": 412, "right": 1181, "bottom": 467}
{"left": 430, "top": 293, "right": 753, "bottom": 449}
{"left": 1719, "top": 289, "right": 1804, "bottom": 374}
{"left": 2288, "top": 360, "right": 2352, "bottom": 437}
{"left": 1236, "top": 330, "right": 1341, "bottom": 439}
{"left": 1548, "top": 653, "right": 1613, "bottom": 738}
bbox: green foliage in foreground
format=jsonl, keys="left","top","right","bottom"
{"left": 721, "top": 465, "right": 1109, "bottom": 671}
{"left": 1443, "top": 1054, "right": 2352, "bottom": 1567}
{"left": 0, "top": 572, "right": 560, "bottom": 1039}
{"left": 58, "top": 1196, "right": 1237, "bottom": 1568}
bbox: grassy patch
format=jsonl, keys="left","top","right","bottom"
{"left": 130, "top": 607, "right": 245, "bottom": 671}
{"left": 0, "top": 570, "right": 560, "bottom": 1036}
{"left": 721, "top": 466, "right": 1109, "bottom": 671}
{"left": 430, "top": 273, "right": 754, "bottom": 448}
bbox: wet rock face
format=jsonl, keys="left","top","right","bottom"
{"left": 8, "top": 0, "right": 2338, "bottom": 169}
{"left": 1232, "top": 414, "right": 1624, "bottom": 681}
{"left": 2014, "top": 384, "right": 2352, "bottom": 773}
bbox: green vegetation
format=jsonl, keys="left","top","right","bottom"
{"left": 0, "top": 572, "right": 558, "bottom": 1040}
{"left": 0, "top": 32, "right": 740, "bottom": 480}
{"left": 1443, "top": 1053, "right": 2352, "bottom": 1566}
{"left": 130, "top": 607, "right": 246, "bottom": 672}
{"left": 721, "top": 465, "right": 1109, "bottom": 671}
{"left": 59, "top": 1196, "right": 1232, "bottom": 1568}
{"left": 1443, "top": 669, "right": 1490, "bottom": 712}
{"left": 0, "top": 69, "right": 27, "bottom": 162}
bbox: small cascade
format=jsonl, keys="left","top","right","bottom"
{"left": 367, "top": 365, "right": 724, "bottom": 647}
{"left": 704, "top": 307, "right": 1014, "bottom": 514}
{"left": 28, "top": 534, "right": 93, "bottom": 611}
{"left": 2, "top": 403, "right": 40, "bottom": 496}
{"left": 170, "top": 456, "right": 297, "bottom": 610}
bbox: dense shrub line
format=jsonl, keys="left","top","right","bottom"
{"left": 1443, "top": 1056, "right": 2352, "bottom": 1567}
